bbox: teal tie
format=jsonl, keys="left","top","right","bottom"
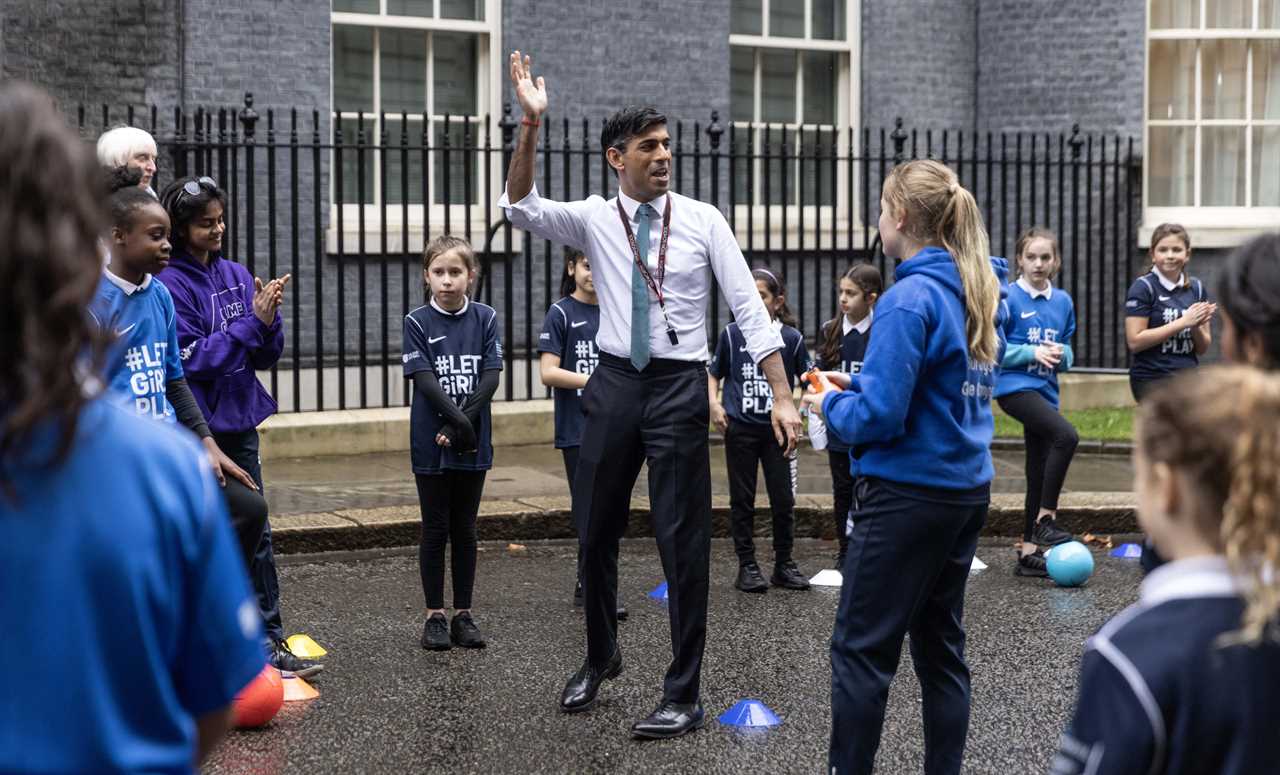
{"left": 630, "top": 203, "right": 658, "bottom": 370}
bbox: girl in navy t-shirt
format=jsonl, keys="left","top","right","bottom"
{"left": 813, "top": 263, "right": 881, "bottom": 571}
{"left": 995, "top": 228, "right": 1079, "bottom": 577}
{"left": 1125, "top": 223, "right": 1216, "bottom": 402}
{"left": 709, "top": 268, "right": 813, "bottom": 593}
{"left": 537, "top": 247, "right": 613, "bottom": 612}
{"left": 403, "top": 235, "right": 503, "bottom": 651}
{"left": 1054, "top": 367, "right": 1280, "bottom": 775}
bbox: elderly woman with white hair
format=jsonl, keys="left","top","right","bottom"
{"left": 96, "top": 125, "right": 159, "bottom": 196}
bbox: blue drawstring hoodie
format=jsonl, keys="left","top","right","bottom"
{"left": 154, "top": 249, "right": 283, "bottom": 433}
{"left": 823, "top": 247, "right": 1009, "bottom": 490}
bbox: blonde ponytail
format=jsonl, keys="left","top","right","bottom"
{"left": 1137, "top": 366, "right": 1280, "bottom": 645}
{"left": 883, "top": 161, "right": 1000, "bottom": 363}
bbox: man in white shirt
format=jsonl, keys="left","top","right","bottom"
{"left": 499, "top": 51, "right": 803, "bottom": 739}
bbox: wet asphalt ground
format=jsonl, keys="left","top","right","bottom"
{"left": 206, "top": 536, "right": 1143, "bottom": 774}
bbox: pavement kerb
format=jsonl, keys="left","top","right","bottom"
{"left": 272, "top": 491, "right": 1138, "bottom": 554}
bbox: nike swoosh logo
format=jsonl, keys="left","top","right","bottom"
{"left": 739, "top": 346, "right": 749, "bottom": 352}
{"left": 571, "top": 320, "right": 588, "bottom": 328}
{"left": 1158, "top": 295, "right": 1171, "bottom": 301}
{"left": 114, "top": 322, "right": 137, "bottom": 337}
{"left": 428, "top": 335, "right": 447, "bottom": 344}
{"left": 1020, "top": 311, "right": 1036, "bottom": 319}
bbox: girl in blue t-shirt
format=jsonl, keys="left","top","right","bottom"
{"left": 813, "top": 263, "right": 881, "bottom": 571}
{"left": 537, "top": 248, "right": 623, "bottom": 614}
{"left": 995, "top": 227, "right": 1080, "bottom": 578}
{"left": 403, "top": 235, "right": 503, "bottom": 651}
{"left": 709, "top": 268, "right": 813, "bottom": 593}
{"left": 1125, "top": 223, "right": 1216, "bottom": 402}
{"left": 1054, "top": 366, "right": 1280, "bottom": 775}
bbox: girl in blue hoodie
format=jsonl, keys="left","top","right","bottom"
{"left": 805, "top": 160, "right": 1005, "bottom": 775}
{"left": 155, "top": 177, "right": 318, "bottom": 680}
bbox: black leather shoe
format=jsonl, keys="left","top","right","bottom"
{"left": 559, "top": 649, "right": 622, "bottom": 713}
{"left": 771, "top": 559, "right": 811, "bottom": 590}
{"left": 734, "top": 561, "right": 768, "bottom": 593}
{"left": 631, "top": 700, "right": 705, "bottom": 739}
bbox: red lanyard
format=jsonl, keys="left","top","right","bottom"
{"left": 616, "top": 197, "right": 678, "bottom": 344}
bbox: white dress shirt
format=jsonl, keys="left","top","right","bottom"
{"left": 499, "top": 185, "right": 783, "bottom": 364}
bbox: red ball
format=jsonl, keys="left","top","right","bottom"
{"left": 233, "top": 665, "right": 284, "bottom": 728}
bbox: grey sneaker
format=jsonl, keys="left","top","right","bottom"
{"left": 271, "top": 638, "right": 324, "bottom": 678}
{"left": 421, "top": 613, "right": 451, "bottom": 651}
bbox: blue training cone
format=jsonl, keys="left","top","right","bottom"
{"left": 648, "top": 581, "right": 669, "bottom": 601}
{"left": 718, "top": 699, "right": 781, "bottom": 728}
{"left": 1110, "top": 542, "right": 1143, "bottom": 559}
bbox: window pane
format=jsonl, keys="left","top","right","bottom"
{"left": 769, "top": 0, "right": 803, "bottom": 37}
{"left": 1205, "top": 0, "right": 1250, "bottom": 28}
{"left": 1264, "top": 0, "right": 1280, "bottom": 28}
{"left": 334, "top": 118, "right": 376, "bottom": 205}
{"left": 333, "top": 26, "right": 375, "bottom": 113}
{"left": 1148, "top": 126, "right": 1194, "bottom": 206}
{"left": 1255, "top": 127, "right": 1280, "bottom": 206}
{"left": 381, "top": 30, "right": 427, "bottom": 114}
{"left": 1202, "top": 127, "right": 1246, "bottom": 206}
{"left": 434, "top": 122, "right": 475, "bottom": 204}
{"left": 1201, "top": 40, "right": 1248, "bottom": 119}
{"left": 802, "top": 51, "right": 837, "bottom": 125}
{"left": 334, "top": 0, "right": 378, "bottom": 12}
{"left": 1148, "top": 40, "right": 1195, "bottom": 119}
{"left": 731, "top": 126, "right": 754, "bottom": 205}
{"left": 801, "top": 127, "right": 836, "bottom": 205}
{"left": 761, "top": 126, "right": 794, "bottom": 205}
{"left": 1150, "top": 0, "right": 1198, "bottom": 28}
{"left": 812, "top": 0, "right": 845, "bottom": 40}
{"left": 387, "top": 0, "right": 432, "bottom": 16}
{"left": 433, "top": 33, "right": 478, "bottom": 116}
{"left": 761, "top": 49, "right": 797, "bottom": 123}
{"left": 441, "top": 0, "right": 484, "bottom": 21}
{"left": 1256, "top": 40, "right": 1280, "bottom": 120}
{"left": 731, "top": 0, "right": 762, "bottom": 34}
{"left": 731, "top": 48, "right": 755, "bottom": 123}
{"left": 384, "top": 118, "right": 427, "bottom": 205}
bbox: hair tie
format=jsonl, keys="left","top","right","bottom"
{"left": 948, "top": 182, "right": 959, "bottom": 196}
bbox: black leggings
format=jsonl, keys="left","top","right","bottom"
{"left": 997, "top": 390, "right": 1079, "bottom": 542}
{"left": 415, "top": 469, "right": 487, "bottom": 610}
{"left": 828, "top": 449, "right": 855, "bottom": 553}
{"left": 724, "top": 419, "right": 796, "bottom": 565}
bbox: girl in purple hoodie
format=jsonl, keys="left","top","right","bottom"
{"left": 155, "top": 176, "right": 319, "bottom": 679}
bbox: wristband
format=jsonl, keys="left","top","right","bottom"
{"left": 521, "top": 117, "right": 540, "bottom": 128}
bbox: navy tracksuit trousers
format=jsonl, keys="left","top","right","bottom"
{"left": 830, "top": 477, "right": 988, "bottom": 775}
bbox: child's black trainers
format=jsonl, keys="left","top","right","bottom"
{"left": 450, "top": 612, "right": 487, "bottom": 649}
{"left": 421, "top": 613, "right": 451, "bottom": 650}
{"left": 1015, "top": 550, "right": 1049, "bottom": 578}
{"left": 1031, "top": 516, "right": 1073, "bottom": 547}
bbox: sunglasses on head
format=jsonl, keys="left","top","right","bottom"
{"left": 178, "top": 176, "right": 218, "bottom": 202}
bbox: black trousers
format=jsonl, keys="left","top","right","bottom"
{"left": 561, "top": 446, "right": 584, "bottom": 585}
{"left": 830, "top": 478, "right": 987, "bottom": 775}
{"left": 996, "top": 390, "right": 1079, "bottom": 542}
{"left": 221, "top": 475, "right": 267, "bottom": 573}
{"left": 575, "top": 353, "right": 711, "bottom": 703}
{"left": 1129, "top": 374, "right": 1169, "bottom": 403}
{"left": 1128, "top": 376, "right": 1169, "bottom": 571}
{"left": 724, "top": 419, "right": 796, "bottom": 565}
{"left": 213, "top": 429, "right": 282, "bottom": 642}
{"left": 415, "top": 469, "right": 486, "bottom": 610}
{"left": 828, "top": 449, "right": 855, "bottom": 552}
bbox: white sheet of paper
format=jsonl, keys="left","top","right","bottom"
{"left": 809, "top": 568, "right": 843, "bottom": 587}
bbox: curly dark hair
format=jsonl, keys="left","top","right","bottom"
{"left": 0, "top": 81, "right": 108, "bottom": 492}
{"left": 104, "top": 165, "right": 158, "bottom": 230}
{"left": 158, "top": 175, "right": 227, "bottom": 255}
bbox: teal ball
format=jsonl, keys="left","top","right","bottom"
{"left": 1046, "top": 541, "right": 1094, "bottom": 587}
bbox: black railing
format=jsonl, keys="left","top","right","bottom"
{"left": 77, "top": 94, "right": 1142, "bottom": 413}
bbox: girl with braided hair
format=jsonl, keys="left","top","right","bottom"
{"left": 1054, "top": 365, "right": 1280, "bottom": 775}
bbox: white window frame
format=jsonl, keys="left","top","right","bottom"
{"left": 329, "top": 0, "right": 505, "bottom": 253}
{"left": 729, "top": 0, "right": 862, "bottom": 247}
{"left": 1143, "top": 0, "right": 1280, "bottom": 247}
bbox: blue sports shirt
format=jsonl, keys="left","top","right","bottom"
{"left": 402, "top": 297, "right": 504, "bottom": 474}
{"left": 1126, "top": 271, "right": 1208, "bottom": 381}
{"left": 996, "top": 278, "right": 1077, "bottom": 407}
{"left": 89, "top": 270, "right": 185, "bottom": 423}
{"left": 0, "top": 400, "right": 265, "bottom": 774}
{"left": 537, "top": 296, "right": 600, "bottom": 449}
{"left": 709, "top": 321, "right": 811, "bottom": 427}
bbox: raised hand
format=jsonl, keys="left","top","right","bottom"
{"left": 509, "top": 50, "right": 547, "bottom": 119}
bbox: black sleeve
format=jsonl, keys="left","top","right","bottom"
{"left": 411, "top": 370, "right": 476, "bottom": 452}
{"left": 166, "top": 378, "right": 212, "bottom": 439}
{"left": 460, "top": 368, "right": 501, "bottom": 429}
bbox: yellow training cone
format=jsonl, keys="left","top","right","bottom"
{"left": 281, "top": 675, "right": 320, "bottom": 702}
{"left": 285, "top": 633, "right": 327, "bottom": 658}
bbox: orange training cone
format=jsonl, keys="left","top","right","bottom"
{"left": 281, "top": 674, "right": 320, "bottom": 702}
